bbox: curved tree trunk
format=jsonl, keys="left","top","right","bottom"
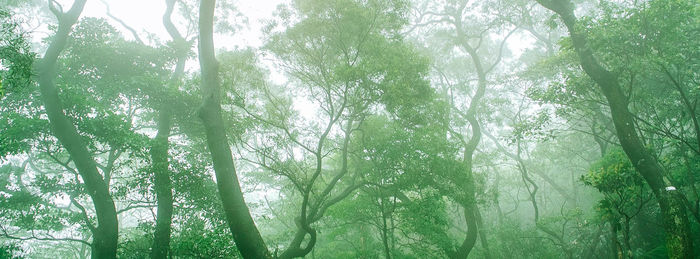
{"left": 535, "top": 1, "right": 693, "bottom": 258}
{"left": 36, "top": 0, "right": 119, "bottom": 258}
{"left": 451, "top": 203, "right": 479, "bottom": 259}
{"left": 197, "top": 1, "right": 271, "bottom": 258}
{"left": 444, "top": 13, "right": 515, "bottom": 256}
{"left": 449, "top": 31, "right": 489, "bottom": 258}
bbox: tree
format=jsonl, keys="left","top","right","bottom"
{"left": 149, "top": 0, "right": 192, "bottom": 257}
{"left": 33, "top": 0, "right": 121, "bottom": 257}
{"left": 535, "top": 0, "right": 694, "bottom": 257}
{"left": 240, "top": 0, "right": 433, "bottom": 257}
{"left": 196, "top": 0, "right": 271, "bottom": 258}
{"left": 582, "top": 148, "right": 654, "bottom": 258}
{"left": 408, "top": 0, "right": 517, "bottom": 257}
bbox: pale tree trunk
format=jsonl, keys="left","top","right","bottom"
{"left": 197, "top": 1, "right": 271, "bottom": 258}
{"left": 535, "top": 1, "right": 693, "bottom": 258}
{"left": 622, "top": 218, "right": 632, "bottom": 258}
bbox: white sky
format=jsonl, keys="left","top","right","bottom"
{"left": 56, "top": 0, "right": 285, "bottom": 48}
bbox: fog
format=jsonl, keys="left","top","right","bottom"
{"left": 0, "top": 0, "right": 698, "bottom": 258}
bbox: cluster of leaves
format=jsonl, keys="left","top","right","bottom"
{"left": 0, "top": 243, "right": 23, "bottom": 259}
{"left": 0, "top": 8, "right": 34, "bottom": 97}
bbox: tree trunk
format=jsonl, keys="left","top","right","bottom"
{"left": 197, "top": 1, "right": 271, "bottom": 258}
{"left": 475, "top": 208, "right": 492, "bottom": 259}
{"left": 451, "top": 204, "right": 478, "bottom": 259}
{"left": 622, "top": 218, "right": 632, "bottom": 258}
{"left": 36, "top": 1, "right": 118, "bottom": 258}
{"left": 150, "top": 107, "right": 173, "bottom": 259}
{"left": 449, "top": 38, "right": 486, "bottom": 259}
{"left": 149, "top": 1, "right": 187, "bottom": 256}
{"left": 380, "top": 199, "right": 392, "bottom": 259}
{"left": 535, "top": 1, "right": 694, "bottom": 258}
{"left": 611, "top": 220, "right": 622, "bottom": 259}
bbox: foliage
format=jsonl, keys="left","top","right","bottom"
{"left": 0, "top": 8, "right": 34, "bottom": 97}
{"left": 0, "top": 243, "right": 23, "bottom": 259}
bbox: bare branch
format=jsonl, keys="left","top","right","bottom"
{"left": 100, "top": 0, "right": 144, "bottom": 44}
{"left": 1, "top": 226, "right": 91, "bottom": 246}
{"left": 70, "top": 196, "right": 96, "bottom": 233}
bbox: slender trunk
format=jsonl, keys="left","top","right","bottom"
{"left": 36, "top": 1, "right": 118, "bottom": 257}
{"left": 450, "top": 128, "right": 480, "bottom": 259}
{"left": 390, "top": 197, "right": 397, "bottom": 253}
{"left": 446, "top": 17, "right": 514, "bottom": 256}
{"left": 515, "top": 140, "right": 542, "bottom": 225}
{"left": 475, "top": 208, "right": 492, "bottom": 259}
{"left": 278, "top": 226, "right": 317, "bottom": 259}
{"left": 610, "top": 220, "right": 622, "bottom": 259}
{"left": 591, "top": 103, "right": 614, "bottom": 158}
{"left": 535, "top": 1, "right": 693, "bottom": 257}
{"left": 449, "top": 45, "right": 485, "bottom": 259}
{"left": 197, "top": 1, "right": 270, "bottom": 258}
{"left": 493, "top": 170, "right": 504, "bottom": 226}
{"left": 150, "top": 107, "right": 173, "bottom": 259}
{"left": 380, "top": 199, "right": 392, "bottom": 259}
{"left": 593, "top": 134, "right": 608, "bottom": 157}
{"left": 150, "top": 1, "right": 187, "bottom": 256}
{"left": 622, "top": 218, "right": 632, "bottom": 258}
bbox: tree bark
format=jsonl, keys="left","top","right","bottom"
{"left": 197, "top": 1, "right": 271, "bottom": 258}
{"left": 444, "top": 12, "right": 514, "bottom": 256}
{"left": 535, "top": 1, "right": 694, "bottom": 258}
